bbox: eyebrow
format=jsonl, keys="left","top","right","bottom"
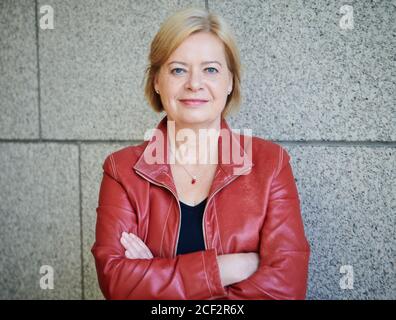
{"left": 167, "top": 60, "right": 222, "bottom": 67}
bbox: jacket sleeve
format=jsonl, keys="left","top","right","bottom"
{"left": 227, "top": 146, "right": 310, "bottom": 300}
{"left": 91, "top": 154, "right": 227, "bottom": 300}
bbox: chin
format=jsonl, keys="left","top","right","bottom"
{"left": 181, "top": 114, "right": 209, "bottom": 122}
{"left": 182, "top": 113, "right": 220, "bottom": 125}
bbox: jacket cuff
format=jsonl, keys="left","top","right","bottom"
{"left": 202, "top": 248, "right": 228, "bottom": 299}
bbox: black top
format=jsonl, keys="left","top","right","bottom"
{"left": 176, "top": 198, "right": 207, "bottom": 255}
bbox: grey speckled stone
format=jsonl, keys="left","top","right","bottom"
{"left": 0, "top": 143, "right": 81, "bottom": 299}
{"left": 39, "top": 0, "right": 204, "bottom": 140}
{"left": 0, "top": 0, "right": 39, "bottom": 139}
{"left": 209, "top": 0, "right": 395, "bottom": 141}
{"left": 281, "top": 144, "right": 395, "bottom": 299}
{"left": 81, "top": 142, "right": 134, "bottom": 299}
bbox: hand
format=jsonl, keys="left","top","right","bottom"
{"left": 120, "top": 232, "right": 154, "bottom": 259}
{"left": 243, "top": 252, "right": 260, "bottom": 279}
{"left": 216, "top": 252, "right": 260, "bottom": 287}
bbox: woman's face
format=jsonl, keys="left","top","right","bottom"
{"left": 154, "top": 32, "right": 233, "bottom": 127}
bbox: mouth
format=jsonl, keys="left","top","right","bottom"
{"left": 179, "top": 99, "right": 209, "bottom": 107}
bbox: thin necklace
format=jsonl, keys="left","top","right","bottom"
{"left": 169, "top": 146, "right": 201, "bottom": 184}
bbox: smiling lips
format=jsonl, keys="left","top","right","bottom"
{"left": 179, "top": 99, "right": 209, "bottom": 106}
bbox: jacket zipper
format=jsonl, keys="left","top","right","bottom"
{"left": 135, "top": 165, "right": 252, "bottom": 257}
{"left": 134, "top": 170, "right": 182, "bottom": 257}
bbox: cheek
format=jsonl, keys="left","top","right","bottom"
{"left": 209, "top": 82, "right": 228, "bottom": 98}
{"left": 163, "top": 80, "right": 183, "bottom": 96}
{"left": 208, "top": 76, "right": 229, "bottom": 90}
{"left": 168, "top": 99, "right": 178, "bottom": 111}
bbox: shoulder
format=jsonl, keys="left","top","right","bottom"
{"left": 101, "top": 142, "right": 148, "bottom": 178}
{"left": 113, "top": 142, "right": 147, "bottom": 162}
{"left": 251, "top": 135, "right": 283, "bottom": 154}
{"left": 249, "top": 135, "right": 292, "bottom": 174}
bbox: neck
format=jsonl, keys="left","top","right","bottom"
{"left": 167, "top": 116, "right": 221, "bottom": 166}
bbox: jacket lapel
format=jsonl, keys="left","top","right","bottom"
{"left": 133, "top": 115, "right": 254, "bottom": 199}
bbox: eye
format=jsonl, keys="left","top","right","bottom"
{"left": 206, "top": 67, "right": 219, "bottom": 74}
{"left": 171, "top": 68, "right": 185, "bottom": 75}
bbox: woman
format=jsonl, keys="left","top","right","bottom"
{"left": 91, "top": 7, "right": 310, "bottom": 300}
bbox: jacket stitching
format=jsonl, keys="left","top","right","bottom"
{"left": 265, "top": 249, "right": 310, "bottom": 254}
{"left": 275, "top": 145, "right": 283, "bottom": 178}
{"left": 97, "top": 204, "right": 134, "bottom": 213}
{"left": 159, "top": 199, "right": 173, "bottom": 257}
{"left": 201, "top": 251, "right": 213, "bottom": 298}
{"left": 213, "top": 197, "right": 225, "bottom": 255}
{"left": 110, "top": 154, "right": 119, "bottom": 181}
{"left": 218, "top": 163, "right": 227, "bottom": 175}
{"left": 245, "top": 278, "right": 279, "bottom": 300}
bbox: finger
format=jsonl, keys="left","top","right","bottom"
{"left": 121, "top": 233, "right": 141, "bottom": 258}
{"left": 125, "top": 233, "right": 147, "bottom": 254}
{"left": 121, "top": 232, "right": 153, "bottom": 259}
{"left": 120, "top": 236, "right": 133, "bottom": 251}
{"left": 128, "top": 233, "right": 153, "bottom": 258}
{"left": 120, "top": 232, "right": 134, "bottom": 250}
{"left": 129, "top": 233, "right": 152, "bottom": 255}
{"left": 125, "top": 250, "right": 133, "bottom": 259}
{"left": 128, "top": 233, "right": 150, "bottom": 251}
{"left": 125, "top": 233, "right": 151, "bottom": 259}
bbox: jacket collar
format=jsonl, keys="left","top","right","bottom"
{"left": 133, "top": 114, "right": 254, "bottom": 198}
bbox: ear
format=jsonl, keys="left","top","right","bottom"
{"left": 154, "top": 75, "right": 158, "bottom": 91}
{"left": 154, "top": 71, "right": 160, "bottom": 92}
{"left": 228, "top": 70, "right": 233, "bottom": 93}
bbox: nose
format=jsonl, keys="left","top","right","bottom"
{"left": 185, "top": 68, "right": 203, "bottom": 92}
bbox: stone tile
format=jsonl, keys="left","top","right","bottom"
{"left": 39, "top": 0, "right": 204, "bottom": 140}
{"left": 209, "top": 0, "right": 395, "bottom": 141}
{"left": 0, "top": 0, "right": 39, "bottom": 139}
{"left": 0, "top": 143, "right": 81, "bottom": 299}
{"left": 281, "top": 144, "right": 395, "bottom": 299}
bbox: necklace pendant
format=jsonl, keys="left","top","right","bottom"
{"left": 191, "top": 176, "right": 197, "bottom": 184}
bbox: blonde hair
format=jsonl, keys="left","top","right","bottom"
{"left": 143, "top": 7, "right": 242, "bottom": 118}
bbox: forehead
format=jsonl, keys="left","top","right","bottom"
{"left": 167, "top": 32, "right": 226, "bottom": 63}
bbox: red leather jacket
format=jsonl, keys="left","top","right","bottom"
{"left": 91, "top": 115, "right": 310, "bottom": 300}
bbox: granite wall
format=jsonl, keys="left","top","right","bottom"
{"left": 0, "top": 0, "right": 394, "bottom": 299}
